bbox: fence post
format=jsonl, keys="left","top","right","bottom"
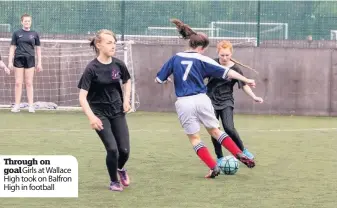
{"left": 121, "top": 0, "right": 126, "bottom": 41}
{"left": 256, "top": 0, "right": 261, "bottom": 47}
{"left": 328, "top": 50, "right": 334, "bottom": 116}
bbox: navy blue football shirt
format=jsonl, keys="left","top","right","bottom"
{"left": 156, "top": 52, "right": 230, "bottom": 97}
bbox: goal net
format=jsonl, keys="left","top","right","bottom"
{"left": 0, "top": 38, "right": 139, "bottom": 112}
{"left": 0, "top": 24, "right": 11, "bottom": 32}
{"left": 210, "top": 21, "right": 288, "bottom": 40}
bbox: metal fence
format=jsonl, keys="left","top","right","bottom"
{"left": 1, "top": 1, "right": 337, "bottom": 47}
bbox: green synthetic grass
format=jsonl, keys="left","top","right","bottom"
{"left": 0, "top": 111, "right": 336, "bottom": 208}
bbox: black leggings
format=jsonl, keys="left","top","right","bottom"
{"left": 95, "top": 115, "right": 130, "bottom": 182}
{"left": 211, "top": 106, "right": 245, "bottom": 159}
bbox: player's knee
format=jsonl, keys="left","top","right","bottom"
{"left": 106, "top": 147, "right": 119, "bottom": 158}
{"left": 207, "top": 127, "right": 221, "bottom": 139}
{"left": 15, "top": 80, "right": 23, "bottom": 87}
{"left": 25, "top": 80, "right": 33, "bottom": 88}
{"left": 118, "top": 147, "right": 130, "bottom": 158}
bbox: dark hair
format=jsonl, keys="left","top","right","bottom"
{"left": 89, "top": 29, "right": 117, "bottom": 55}
{"left": 170, "top": 18, "right": 209, "bottom": 49}
{"left": 21, "top": 13, "right": 31, "bottom": 21}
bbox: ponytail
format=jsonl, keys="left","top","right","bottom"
{"left": 170, "top": 18, "right": 197, "bottom": 40}
{"left": 231, "top": 58, "right": 258, "bottom": 74}
{"left": 89, "top": 37, "right": 98, "bottom": 55}
{"left": 170, "top": 18, "right": 209, "bottom": 49}
{"left": 88, "top": 29, "right": 117, "bottom": 55}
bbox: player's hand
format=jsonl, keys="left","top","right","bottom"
{"left": 0, "top": 62, "right": 10, "bottom": 75}
{"left": 36, "top": 64, "right": 43, "bottom": 72}
{"left": 166, "top": 77, "right": 173, "bottom": 83}
{"left": 162, "top": 77, "right": 172, "bottom": 84}
{"left": 123, "top": 101, "right": 131, "bottom": 113}
{"left": 8, "top": 63, "right": 13, "bottom": 70}
{"left": 253, "top": 96, "right": 264, "bottom": 103}
{"left": 246, "top": 79, "right": 256, "bottom": 88}
{"left": 3, "top": 66, "right": 10, "bottom": 75}
{"left": 89, "top": 116, "right": 103, "bottom": 131}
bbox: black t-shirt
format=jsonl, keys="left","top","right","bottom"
{"left": 206, "top": 58, "right": 246, "bottom": 110}
{"left": 77, "top": 57, "right": 131, "bottom": 118}
{"left": 11, "top": 29, "right": 41, "bottom": 57}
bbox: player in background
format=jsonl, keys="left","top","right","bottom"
{"left": 0, "top": 54, "right": 10, "bottom": 75}
{"left": 8, "top": 13, "right": 42, "bottom": 113}
{"left": 78, "top": 29, "right": 131, "bottom": 192}
{"left": 207, "top": 40, "right": 263, "bottom": 162}
{"left": 155, "top": 19, "right": 256, "bottom": 179}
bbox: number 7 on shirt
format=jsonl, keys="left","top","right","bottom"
{"left": 181, "top": 60, "right": 193, "bottom": 81}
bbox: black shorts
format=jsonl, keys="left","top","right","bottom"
{"left": 13, "top": 56, "right": 35, "bottom": 68}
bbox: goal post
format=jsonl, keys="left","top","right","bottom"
{"left": 330, "top": 30, "right": 337, "bottom": 40}
{"left": 147, "top": 26, "right": 220, "bottom": 37}
{"left": 0, "top": 38, "right": 139, "bottom": 112}
{"left": 143, "top": 27, "right": 257, "bottom": 46}
{"left": 210, "top": 21, "right": 288, "bottom": 40}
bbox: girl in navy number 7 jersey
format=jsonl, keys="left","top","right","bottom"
{"left": 155, "top": 19, "right": 256, "bottom": 178}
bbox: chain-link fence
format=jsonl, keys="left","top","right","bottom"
{"left": 1, "top": 1, "right": 337, "bottom": 48}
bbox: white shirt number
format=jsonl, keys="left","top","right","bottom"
{"left": 181, "top": 61, "right": 193, "bottom": 81}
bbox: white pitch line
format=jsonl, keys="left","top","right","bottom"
{"left": 0, "top": 128, "right": 336, "bottom": 133}
{"left": 241, "top": 127, "right": 337, "bottom": 132}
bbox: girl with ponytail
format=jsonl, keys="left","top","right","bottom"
{"left": 155, "top": 19, "right": 256, "bottom": 179}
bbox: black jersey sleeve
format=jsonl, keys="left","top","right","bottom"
{"left": 35, "top": 32, "right": 41, "bottom": 46}
{"left": 233, "top": 65, "right": 246, "bottom": 89}
{"left": 117, "top": 60, "right": 131, "bottom": 84}
{"left": 78, "top": 66, "right": 94, "bottom": 91}
{"left": 10, "top": 31, "right": 18, "bottom": 46}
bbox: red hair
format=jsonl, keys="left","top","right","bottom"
{"left": 216, "top": 40, "right": 233, "bottom": 53}
{"left": 217, "top": 40, "right": 258, "bottom": 73}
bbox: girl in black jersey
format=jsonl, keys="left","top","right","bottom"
{"left": 0, "top": 54, "right": 10, "bottom": 75}
{"left": 206, "top": 40, "right": 263, "bottom": 162}
{"left": 78, "top": 29, "right": 132, "bottom": 192}
{"left": 8, "top": 14, "right": 42, "bottom": 113}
